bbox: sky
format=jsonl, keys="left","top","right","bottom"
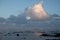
{"left": 0, "top": 0, "right": 60, "bottom": 18}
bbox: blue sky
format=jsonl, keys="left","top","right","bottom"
{"left": 0, "top": 0, "right": 60, "bottom": 18}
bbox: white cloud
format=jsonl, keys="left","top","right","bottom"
{"left": 25, "top": 1, "right": 49, "bottom": 21}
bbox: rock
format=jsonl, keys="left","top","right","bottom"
{"left": 16, "top": 34, "right": 19, "bottom": 36}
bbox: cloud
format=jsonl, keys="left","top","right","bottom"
{"left": 25, "top": 1, "right": 50, "bottom": 21}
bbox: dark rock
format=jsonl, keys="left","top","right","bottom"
{"left": 16, "top": 34, "right": 19, "bottom": 36}
{"left": 40, "top": 33, "right": 60, "bottom": 37}
{"left": 54, "top": 33, "right": 60, "bottom": 37}
{"left": 40, "top": 34, "right": 49, "bottom": 36}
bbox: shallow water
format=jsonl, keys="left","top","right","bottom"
{"left": 0, "top": 31, "right": 60, "bottom": 40}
